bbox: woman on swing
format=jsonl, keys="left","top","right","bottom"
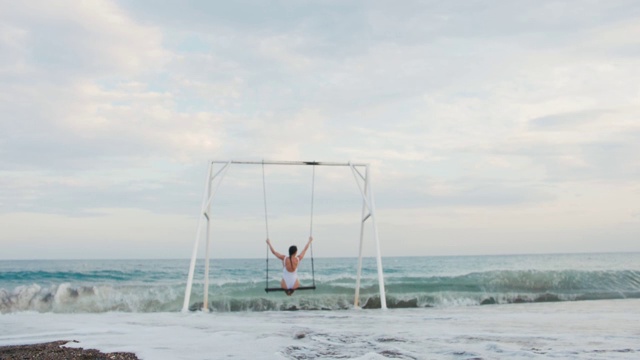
{"left": 266, "top": 236, "right": 313, "bottom": 296}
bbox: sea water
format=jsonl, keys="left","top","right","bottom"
{"left": 1, "top": 253, "right": 639, "bottom": 359}
{"left": 1, "top": 253, "right": 639, "bottom": 313}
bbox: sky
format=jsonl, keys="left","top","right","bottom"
{"left": 1, "top": 0, "right": 639, "bottom": 260}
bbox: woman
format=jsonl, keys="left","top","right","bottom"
{"left": 266, "top": 236, "right": 313, "bottom": 296}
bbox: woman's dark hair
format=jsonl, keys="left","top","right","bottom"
{"left": 288, "top": 245, "right": 297, "bottom": 267}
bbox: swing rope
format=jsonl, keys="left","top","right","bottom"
{"left": 309, "top": 164, "right": 316, "bottom": 288}
{"left": 262, "top": 161, "right": 270, "bottom": 291}
{"left": 263, "top": 162, "right": 317, "bottom": 292}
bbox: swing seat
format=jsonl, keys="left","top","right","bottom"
{"left": 265, "top": 286, "right": 316, "bottom": 293}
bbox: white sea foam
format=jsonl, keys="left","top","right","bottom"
{"left": 1, "top": 299, "right": 638, "bottom": 359}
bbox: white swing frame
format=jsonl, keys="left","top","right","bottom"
{"left": 181, "top": 160, "right": 387, "bottom": 312}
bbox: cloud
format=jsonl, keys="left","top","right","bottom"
{"left": 528, "top": 109, "right": 613, "bottom": 130}
{"left": 1, "top": 1, "right": 176, "bottom": 172}
{"left": 1, "top": 0, "right": 166, "bottom": 78}
{"left": 0, "top": 209, "right": 197, "bottom": 259}
{"left": 0, "top": 1, "right": 227, "bottom": 218}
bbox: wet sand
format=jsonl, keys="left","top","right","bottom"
{"left": 0, "top": 340, "right": 139, "bottom": 360}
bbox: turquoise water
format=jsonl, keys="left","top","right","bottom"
{"left": 1, "top": 253, "right": 639, "bottom": 313}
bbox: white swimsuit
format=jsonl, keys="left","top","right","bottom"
{"left": 282, "top": 257, "right": 298, "bottom": 289}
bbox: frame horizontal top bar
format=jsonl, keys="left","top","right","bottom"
{"left": 210, "top": 160, "right": 368, "bottom": 167}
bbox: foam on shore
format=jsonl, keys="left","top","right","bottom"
{"left": 1, "top": 299, "right": 638, "bottom": 359}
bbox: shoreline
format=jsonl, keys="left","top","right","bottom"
{"left": 1, "top": 300, "right": 638, "bottom": 359}
{"left": 0, "top": 340, "right": 140, "bottom": 360}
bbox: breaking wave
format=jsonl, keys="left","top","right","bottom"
{"left": 2, "top": 267, "right": 639, "bottom": 313}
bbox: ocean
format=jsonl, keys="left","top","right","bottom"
{"left": 1, "top": 253, "right": 639, "bottom": 359}
{"left": 1, "top": 253, "right": 639, "bottom": 313}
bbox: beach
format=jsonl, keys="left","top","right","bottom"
{"left": 0, "top": 340, "right": 139, "bottom": 359}
{"left": 1, "top": 299, "right": 639, "bottom": 359}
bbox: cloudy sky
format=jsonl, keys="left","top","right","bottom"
{"left": 1, "top": 0, "right": 639, "bottom": 259}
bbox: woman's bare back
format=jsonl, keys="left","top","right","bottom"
{"left": 284, "top": 256, "right": 299, "bottom": 272}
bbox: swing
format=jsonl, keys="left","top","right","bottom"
{"left": 263, "top": 161, "right": 317, "bottom": 293}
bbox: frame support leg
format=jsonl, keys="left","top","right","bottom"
{"left": 354, "top": 176, "right": 368, "bottom": 308}
{"left": 182, "top": 162, "right": 213, "bottom": 312}
{"left": 350, "top": 163, "right": 387, "bottom": 310}
{"left": 367, "top": 165, "right": 387, "bottom": 309}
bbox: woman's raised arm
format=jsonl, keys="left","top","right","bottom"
{"left": 266, "top": 239, "right": 285, "bottom": 260}
{"left": 297, "top": 236, "right": 313, "bottom": 261}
